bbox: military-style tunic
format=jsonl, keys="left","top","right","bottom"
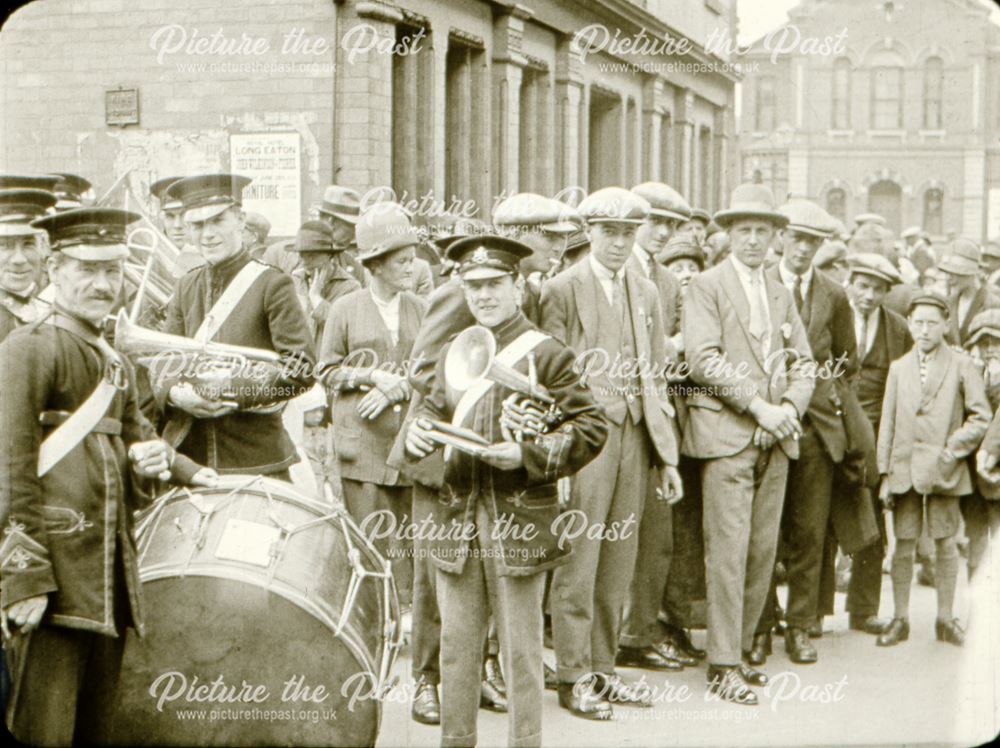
{"left": 415, "top": 312, "right": 608, "bottom": 576}
{"left": 0, "top": 287, "right": 46, "bottom": 343}
{"left": 0, "top": 311, "right": 200, "bottom": 635}
{"left": 154, "top": 249, "right": 316, "bottom": 474}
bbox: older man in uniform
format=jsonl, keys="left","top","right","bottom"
{"left": 0, "top": 187, "right": 56, "bottom": 341}
{"left": 152, "top": 174, "right": 315, "bottom": 479}
{"left": 0, "top": 207, "right": 216, "bottom": 745}
{"left": 406, "top": 235, "right": 608, "bottom": 748}
{"left": 542, "top": 187, "right": 683, "bottom": 718}
{"left": 749, "top": 200, "right": 853, "bottom": 666}
{"left": 617, "top": 181, "right": 693, "bottom": 672}
{"left": 683, "top": 184, "right": 815, "bottom": 704}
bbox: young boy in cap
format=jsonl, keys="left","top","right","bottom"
{"left": 406, "top": 234, "right": 607, "bottom": 748}
{"left": 1, "top": 207, "right": 217, "bottom": 744}
{"left": 876, "top": 293, "right": 991, "bottom": 647}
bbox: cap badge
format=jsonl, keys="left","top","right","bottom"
{"left": 471, "top": 247, "right": 490, "bottom": 265}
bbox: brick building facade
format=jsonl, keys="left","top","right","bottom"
{"left": 1, "top": 0, "right": 739, "bottom": 235}
{"left": 738, "top": 0, "right": 1000, "bottom": 241}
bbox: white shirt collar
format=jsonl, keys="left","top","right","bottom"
{"left": 778, "top": 261, "right": 813, "bottom": 295}
{"left": 589, "top": 253, "right": 622, "bottom": 283}
{"left": 730, "top": 254, "right": 764, "bottom": 283}
{"left": 632, "top": 243, "right": 654, "bottom": 277}
{"left": 370, "top": 287, "right": 400, "bottom": 312}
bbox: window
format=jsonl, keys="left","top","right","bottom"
{"left": 826, "top": 187, "right": 846, "bottom": 222}
{"left": 755, "top": 75, "right": 775, "bottom": 131}
{"left": 923, "top": 188, "right": 943, "bottom": 235}
{"left": 832, "top": 58, "right": 851, "bottom": 129}
{"left": 923, "top": 57, "right": 943, "bottom": 129}
{"left": 519, "top": 66, "right": 548, "bottom": 193}
{"left": 868, "top": 180, "right": 902, "bottom": 232}
{"left": 871, "top": 67, "right": 902, "bottom": 129}
{"left": 445, "top": 38, "right": 486, "bottom": 209}
{"left": 587, "top": 88, "right": 622, "bottom": 190}
{"left": 660, "top": 112, "right": 672, "bottom": 184}
{"left": 392, "top": 23, "right": 433, "bottom": 201}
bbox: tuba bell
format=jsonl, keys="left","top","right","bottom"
{"left": 444, "top": 325, "right": 555, "bottom": 405}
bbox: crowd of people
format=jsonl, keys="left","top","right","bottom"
{"left": 0, "top": 169, "right": 999, "bottom": 747}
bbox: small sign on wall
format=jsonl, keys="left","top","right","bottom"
{"left": 105, "top": 87, "right": 139, "bottom": 126}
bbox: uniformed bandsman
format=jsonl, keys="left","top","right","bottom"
{"left": 0, "top": 207, "right": 216, "bottom": 745}
{"left": 405, "top": 235, "right": 608, "bottom": 748}
{"left": 0, "top": 187, "right": 57, "bottom": 341}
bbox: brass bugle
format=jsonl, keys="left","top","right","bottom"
{"left": 444, "top": 325, "right": 555, "bottom": 405}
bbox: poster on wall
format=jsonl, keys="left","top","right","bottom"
{"left": 229, "top": 131, "right": 302, "bottom": 237}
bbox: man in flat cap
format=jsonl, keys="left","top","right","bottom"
{"left": 840, "top": 253, "right": 911, "bottom": 635}
{"left": 683, "top": 183, "right": 815, "bottom": 704}
{"left": 406, "top": 234, "right": 607, "bottom": 748}
{"left": 0, "top": 207, "right": 217, "bottom": 744}
{"left": 749, "top": 199, "right": 855, "bottom": 665}
{"left": 679, "top": 207, "right": 711, "bottom": 246}
{"left": 876, "top": 293, "right": 990, "bottom": 648}
{"left": 616, "top": 181, "right": 693, "bottom": 673}
{"left": 152, "top": 173, "right": 315, "bottom": 479}
{"left": 0, "top": 187, "right": 56, "bottom": 341}
{"left": 542, "top": 186, "right": 683, "bottom": 718}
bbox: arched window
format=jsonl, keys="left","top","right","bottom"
{"left": 871, "top": 66, "right": 902, "bottom": 129}
{"left": 832, "top": 58, "right": 851, "bottom": 129}
{"left": 923, "top": 187, "right": 943, "bottom": 235}
{"left": 826, "top": 187, "right": 846, "bottom": 221}
{"left": 923, "top": 56, "right": 943, "bottom": 129}
{"left": 755, "top": 75, "right": 775, "bottom": 131}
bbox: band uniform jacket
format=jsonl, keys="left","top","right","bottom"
{"left": 319, "top": 288, "right": 427, "bottom": 486}
{"left": 680, "top": 258, "right": 816, "bottom": 460}
{"left": 877, "top": 345, "right": 991, "bottom": 497}
{"left": 540, "top": 258, "right": 679, "bottom": 467}
{"left": 766, "top": 266, "right": 858, "bottom": 463}
{"left": 153, "top": 250, "right": 316, "bottom": 474}
{"left": 0, "top": 313, "right": 201, "bottom": 636}
{"left": 415, "top": 312, "right": 608, "bottom": 576}
{"left": 0, "top": 288, "right": 45, "bottom": 343}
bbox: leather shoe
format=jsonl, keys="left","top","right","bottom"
{"left": 935, "top": 618, "right": 964, "bottom": 646}
{"left": 654, "top": 639, "right": 697, "bottom": 667}
{"left": 483, "top": 655, "right": 507, "bottom": 696}
{"left": 480, "top": 677, "right": 507, "bottom": 712}
{"left": 411, "top": 679, "right": 440, "bottom": 725}
{"left": 876, "top": 617, "right": 909, "bottom": 647}
{"left": 616, "top": 645, "right": 682, "bottom": 671}
{"left": 849, "top": 614, "right": 889, "bottom": 635}
{"left": 807, "top": 617, "right": 824, "bottom": 639}
{"left": 745, "top": 632, "right": 771, "bottom": 665}
{"left": 785, "top": 627, "right": 818, "bottom": 664}
{"left": 557, "top": 681, "right": 613, "bottom": 721}
{"left": 662, "top": 624, "right": 706, "bottom": 660}
{"left": 706, "top": 665, "right": 757, "bottom": 706}
{"left": 544, "top": 662, "right": 558, "bottom": 691}
{"left": 594, "top": 672, "right": 652, "bottom": 707}
{"left": 738, "top": 662, "right": 768, "bottom": 687}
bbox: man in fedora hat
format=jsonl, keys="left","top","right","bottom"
{"left": 616, "top": 181, "right": 692, "bottom": 673}
{"left": 152, "top": 173, "right": 315, "bottom": 479}
{"left": 748, "top": 199, "right": 855, "bottom": 666}
{"left": 0, "top": 185, "right": 57, "bottom": 341}
{"left": 1, "top": 207, "right": 217, "bottom": 744}
{"left": 405, "top": 234, "right": 607, "bottom": 748}
{"left": 938, "top": 238, "right": 1000, "bottom": 348}
{"left": 317, "top": 184, "right": 368, "bottom": 287}
{"left": 682, "top": 183, "right": 815, "bottom": 704}
{"left": 542, "top": 187, "right": 683, "bottom": 718}
{"left": 840, "top": 253, "right": 911, "bottom": 635}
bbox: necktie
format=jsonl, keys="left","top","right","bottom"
{"left": 858, "top": 314, "right": 868, "bottom": 357}
{"left": 792, "top": 274, "right": 804, "bottom": 311}
{"left": 612, "top": 273, "right": 627, "bottom": 327}
{"left": 645, "top": 252, "right": 656, "bottom": 278}
{"left": 748, "top": 273, "right": 768, "bottom": 345}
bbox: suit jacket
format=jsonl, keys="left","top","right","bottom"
{"left": 767, "top": 266, "right": 857, "bottom": 463}
{"left": 877, "top": 345, "right": 991, "bottom": 496}
{"left": 947, "top": 283, "right": 1000, "bottom": 346}
{"left": 680, "top": 258, "right": 816, "bottom": 460}
{"left": 540, "top": 257, "right": 678, "bottom": 467}
{"left": 626, "top": 247, "right": 682, "bottom": 336}
{"left": 319, "top": 288, "right": 426, "bottom": 485}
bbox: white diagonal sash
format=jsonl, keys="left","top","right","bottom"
{"left": 194, "top": 261, "right": 268, "bottom": 343}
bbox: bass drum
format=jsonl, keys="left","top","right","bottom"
{"left": 99, "top": 475, "right": 401, "bottom": 747}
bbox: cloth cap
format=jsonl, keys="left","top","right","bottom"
{"left": 846, "top": 252, "right": 901, "bottom": 285}
{"left": 657, "top": 234, "right": 705, "bottom": 269}
{"left": 689, "top": 208, "right": 711, "bottom": 225}
{"left": 31, "top": 207, "right": 140, "bottom": 261}
{"left": 493, "top": 193, "right": 580, "bottom": 233}
{"left": 779, "top": 199, "right": 838, "bottom": 238}
{"left": 937, "top": 238, "right": 981, "bottom": 277}
{"left": 967, "top": 309, "right": 1000, "bottom": 347}
{"left": 853, "top": 212, "right": 886, "bottom": 228}
{"left": 630, "top": 182, "right": 691, "bottom": 222}
{"left": 577, "top": 187, "right": 649, "bottom": 224}
{"left": 290, "top": 220, "right": 336, "bottom": 253}
{"left": 713, "top": 183, "right": 788, "bottom": 229}
{"left": 907, "top": 292, "right": 949, "bottom": 317}
{"left": 166, "top": 173, "right": 252, "bottom": 223}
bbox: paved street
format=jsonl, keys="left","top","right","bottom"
{"left": 376, "top": 567, "right": 999, "bottom": 748}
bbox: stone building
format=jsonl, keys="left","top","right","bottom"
{"left": 1, "top": 0, "right": 740, "bottom": 235}
{"left": 738, "top": 0, "right": 1000, "bottom": 240}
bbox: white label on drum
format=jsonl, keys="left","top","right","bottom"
{"left": 214, "top": 519, "right": 281, "bottom": 568}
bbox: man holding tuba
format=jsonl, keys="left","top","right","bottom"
{"left": 405, "top": 235, "right": 608, "bottom": 748}
{"left": 149, "top": 174, "right": 315, "bottom": 479}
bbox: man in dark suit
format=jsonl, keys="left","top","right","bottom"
{"left": 682, "top": 183, "right": 815, "bottom": 705}
{"left": 542, "top": 187, "right": 683, "bottom": 719}
{"left": 751, "top": 200, "right": 855, "bottom": 665}
{"left": 616, "top": 181, "right": 694, "bottom": 672}
{"left": 842, "top": 253, "right": 912, "bottom": 634}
